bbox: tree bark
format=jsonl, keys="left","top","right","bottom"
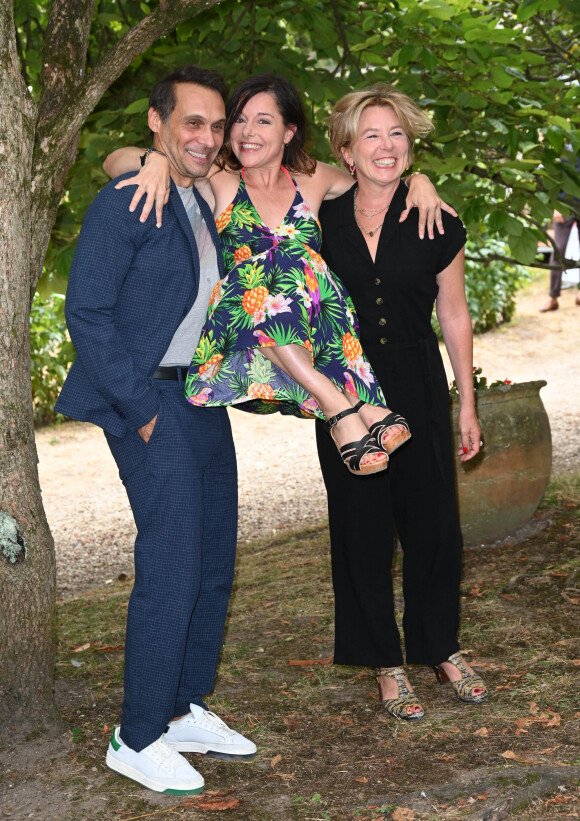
{"left": 0, "top": 0, "right": 224, "bottom": 730}
{"left": 0, "top": 0, "right": 58, "bottom": 727}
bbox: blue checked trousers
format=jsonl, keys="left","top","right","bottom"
{"left": 105, "top": 379, "right": 237, "bottom": 751}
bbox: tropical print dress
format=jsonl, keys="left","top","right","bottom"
{"left": 185, "top": 168, "right": 386, "bottom": 419}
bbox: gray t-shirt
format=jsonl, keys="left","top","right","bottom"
{"left": 159, "top": 184, "right": 220, "bottom": 366}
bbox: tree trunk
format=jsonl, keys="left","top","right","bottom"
{"left": 1, "top": 0, "right": 225, "bottom": 731}
{"left": 0, "top": 1, "right": 59, "bottom": 728}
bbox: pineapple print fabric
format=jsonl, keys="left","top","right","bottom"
{"left": 185, "top": 170, "right": 385, "bottom": 419}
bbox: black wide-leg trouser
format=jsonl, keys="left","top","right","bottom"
{"left": 315, "top": 336, "right": 463, "bottom": 668}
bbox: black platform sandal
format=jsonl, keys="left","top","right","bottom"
{"left": 325, "top": 405, "right": 388, "bottom": 476}
{"left": 368, "top": 410, "right": 411, "bottom": 455}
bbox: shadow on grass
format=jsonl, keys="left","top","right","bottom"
{"left": 1, "top": 475, "right": 579, "bottom": 820}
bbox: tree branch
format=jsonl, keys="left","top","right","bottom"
{"left": 30, "top": 0, "right": 225, "bottom": 290}
{"left": 13, "top": 23, "right": 28, "bottom": 89}
{"left": 466, "top": 252, "right": 579, "bottom": 272}
{"left": 329, "top": 0, "right": 350, "bottom": 74}
{"left": 38, "top": 0, "right": 98, "bottom": 125}
{"left": 248, "top": 0, "right": 256, "bottom": 74}
{"left": 40, "top": 0, "right": 224, "bottom": 141}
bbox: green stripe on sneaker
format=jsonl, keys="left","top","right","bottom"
{"left": 163, "top": 785, "right": 204, "bottom": 795}
{"left": 110, "top": 730, "right": 121, "bottom": 751}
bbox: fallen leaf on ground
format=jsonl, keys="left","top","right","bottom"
{"left": 93, "top": 644, "right": 124, "bottom": 653}
{"left": 572, "top": 659, "right": 580, "bottom": 666}
{"left": 72, "top": 642, "right": 91, "bottom": 652}
{"left": 501, "top": 750, "right": 544, "bottom": 764}
{"left": 195, "top": 797, "right": 240, "bottom": 810}
{"left": 354, "top": 776, "right": 368, "bottom": 783}
{"left": 477, "top": 794, "right": 489, "bottom": 800}
{"left": 562, "top": 592, "right": 580, "bottom": 605}
{"left": 474, "top": 727, "right": 491, "bottom": 737}
{"left": 529, "top": 701, "right": 540, "bottom": 715}
{"left": 392, "top": 809, "right": 415, "bottom": 821}
{"left": 282, "top": 716, "right": 300, "bottom": 730}
{"left": 270, "top": 754, "right": 282, "bottom": 769}
{"left": 179, "top": 790, "right": 237, "bottom": 808}
{"left": 469, "top": 661, "right": 508, "bottom": 670}
{"left": 552, "top": 570, "right": 568, "bottom": 577}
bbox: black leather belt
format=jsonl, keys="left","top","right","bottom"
{"left": 153, "top": 366, "right": 190, "bottom": 380}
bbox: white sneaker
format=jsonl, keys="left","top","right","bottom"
{"left": 164, "top": 704, "right": 257, "bottom": 760}
{"left": 106, "top": 727, "right": 204, "bottom": 794}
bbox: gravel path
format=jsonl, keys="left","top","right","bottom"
{"left": 37, "top": 277, "right": 579, "bottom": 597}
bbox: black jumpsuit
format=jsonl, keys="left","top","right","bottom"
{"left": 315, "top": 181, "right": 467, "bottom": 668}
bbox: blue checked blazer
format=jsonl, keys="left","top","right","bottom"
{"left": 56, "top": 173, "right": 224, "bottom": 436}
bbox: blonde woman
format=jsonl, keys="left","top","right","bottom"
{"left": 315, "top": 84, "right": 488, "bottom": 720}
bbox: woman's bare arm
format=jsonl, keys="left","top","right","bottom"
{"left": 103, "top": 146, "right": 143, "bottom": 178}
{"left": 104, "top": 147, "right": 170, "bottom": 226}
{"left": 402, "top": 174, "right": 458, "bottom": 240}
{"left": 436, "top": 248, "right": 481, "bottom": 462}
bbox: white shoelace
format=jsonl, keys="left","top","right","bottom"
{"left": 191, "top": 709, "right": 235, "bottom": 737}
{"left": 146, "top": 736, "right": 187, "bottom": 773}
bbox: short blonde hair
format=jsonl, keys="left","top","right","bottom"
{"left": 328, "top": 83, "right": 434, "bottom": 169}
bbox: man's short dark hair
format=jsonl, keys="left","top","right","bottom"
{"left": 149, "top": 66, "right": 228, "bottom": 123}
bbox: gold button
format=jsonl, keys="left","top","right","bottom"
{"left": 376, "top": 297, "right": 383, "bottom": 305}
{"left": 379, "top": 318, "right": 386, "bottom": 326}
{"left": 380, "top": 337, "right": 388, "bottom": 344}
{"left": 374, "top": 277, "right": 381, "bottom": 285}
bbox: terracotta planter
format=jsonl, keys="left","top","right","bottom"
{"left": 450, "top": 380, "right": 552, "bottom": 545}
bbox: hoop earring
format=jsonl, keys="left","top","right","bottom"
{"left": 349, "top": 162, "right": 356, "bottom": 176}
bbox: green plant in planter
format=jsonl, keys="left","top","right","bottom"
{"left": 449, "top": 367, "right": 512, "bottom": 395}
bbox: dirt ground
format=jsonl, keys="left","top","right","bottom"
{"left": 1, "top": 274, "right": 579, "bottom": 821}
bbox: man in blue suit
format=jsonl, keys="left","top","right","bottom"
{"left": 56, "top": 66, "right": 255, "bottom": 795}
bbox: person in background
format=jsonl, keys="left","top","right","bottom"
{"left": 315, "top": 84, "right": 488, "bottom": 721}
{"left": 539, "top": 209, "right": 580, "bottom": 312}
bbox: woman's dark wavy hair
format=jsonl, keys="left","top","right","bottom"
{"left": 221, "top": 74, "right": 316, "bottom": 175}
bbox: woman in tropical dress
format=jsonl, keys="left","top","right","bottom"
{"left": 105, "top": 75, "right": 449, "bottom": 475}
